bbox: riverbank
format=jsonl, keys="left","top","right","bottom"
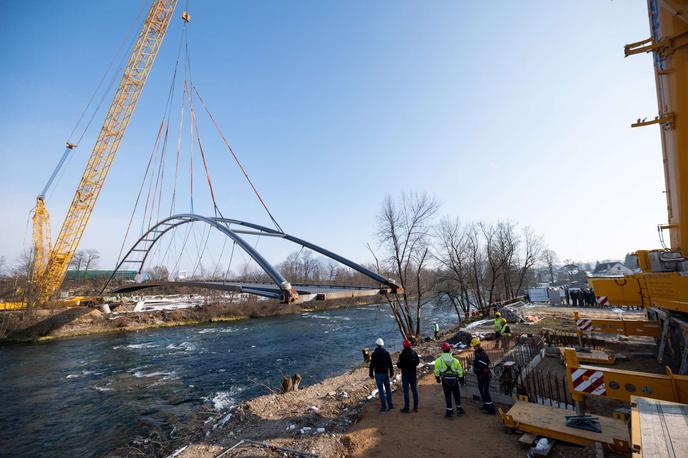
{"left": 0, "top": 295, "right": 386, "bottom": 344}
{"left": 168, "top": 329, "right": 463, "bottom": 458}
{"left": 169, "top": 326, "right": 528, "bottom": 458}
{"left": 168, "top": 305, "right": 644, "bottom": 457}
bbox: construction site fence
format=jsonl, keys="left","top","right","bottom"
{"left": 509, "top": 337, "right": 575, "bottom": 410}
{"left": 457, "top": 337, "right": 576, "bottom": 410}
{"left": 520, "top": 365, "right": 574, "bottom": 410}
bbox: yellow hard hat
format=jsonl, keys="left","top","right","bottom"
{"left": 495, "top": 312, "right": 501, "bottom": 317}
{"left": 470, "top": 337, "right": 480, "bottom": 347}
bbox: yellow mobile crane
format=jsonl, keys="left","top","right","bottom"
{"left": 500, "top": 2, "right": 688, "bottom": 454}
{"left": 589, "top": 0, "right": 688, "bottom": 371}
{"left": 31, "top": 0, "right": 178, "bottom": 305}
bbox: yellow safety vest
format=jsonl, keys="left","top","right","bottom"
{"left": 494, "top": 317, "right": 503, "bottom": 332}
{"left": 434, "top": 354, "right": 464, "bottom": 378}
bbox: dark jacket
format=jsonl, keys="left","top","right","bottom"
{"left": 472, "top": 347, "right": 491, "bottom": 380}
{"left": 369, "top": 346, "right": 394, "bottom": 378}
{"left": 396, "top": 347, "right": 420, "bottom": 378}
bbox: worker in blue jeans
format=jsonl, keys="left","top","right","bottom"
{"left": 369, "top": 338, "right": 394, "bottom": 412}
{"left": 396, "top": 339, "right": 420, "bottom": 412}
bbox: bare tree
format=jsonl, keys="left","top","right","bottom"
{"left": 435, "top": 217, "right": 473, "bottom": 319}
{"left": 435, "top": 218, "right": 546, "bottom": 316}
{"left": 83, "top": 249, "right": 101, "bottom": 273}
{"left": 465, "top": 223, "right": 486, "bottom": 312}
{"left": 376, "top": 192, "right": 439, "bottom": 339}
{"left": 12, "top": 250, "right": 36, "bottom": 315}
{"left": 70, "top": 250, "right": 86, "bottom": 275}
{"left": 513, "top": 227, "right": 543, "bottom": 295}
{"left": 147, "top": 265, "right": 170, "bottom": 281}
{"left": 481, "top": 222, "right": 506, "bottom": 307}
{"left": 323, "top": 259, "right": 339, "bottom": 282}
{"left": 542, "top": 249, "right": 559, "bottom": 284}
{"left": 300, "top": 250, "right": 317, "bottom": 282}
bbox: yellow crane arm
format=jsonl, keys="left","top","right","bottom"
{"left": 37, "top": 0, "right": 178, "bottom": 303}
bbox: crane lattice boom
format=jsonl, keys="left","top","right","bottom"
{"left": 37, "top": 0, "right": 178, "bottom": 303}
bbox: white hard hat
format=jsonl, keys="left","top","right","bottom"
{"left": 376, "top": 338, "right": 384, "bottom": 346}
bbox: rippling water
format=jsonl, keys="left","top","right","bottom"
{"left": 0, "top": 301, "right": 457, "bottom": 456}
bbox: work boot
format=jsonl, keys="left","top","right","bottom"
{"left": 445, "top": 410, "right": 453, "bottom": 418}
{"left": 413, "top": 407, "right": 418, "bottom": 413}
{"left": 400, "top": 408, "right": 409, "bottom": 413}
{"left": 456, "top": 406, "right": 465, "bottom": 416}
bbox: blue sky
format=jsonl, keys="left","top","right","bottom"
{"left": 0, "top": 1, "right": 666, "bottom": 271}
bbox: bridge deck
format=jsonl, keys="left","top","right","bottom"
{"left": 109, "top": 281, "right": 389, "bottom": 302}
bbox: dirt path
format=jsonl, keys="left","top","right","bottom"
{"left": 345, "top": 374, "right": 513, "bottom": 457}
{"left": 345, "top": 373, "right": 603, "bottom": 458}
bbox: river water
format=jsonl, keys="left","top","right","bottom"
{"left": 0, "top": 302, "right": 458, "bottom": 457}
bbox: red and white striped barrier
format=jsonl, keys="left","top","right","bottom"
{"left": 576, "top": 318, "right": 593, "bottom": 332}
{"left": 570, "top": 367, "right": 607, "bottom": 396}
{"left": 596, "top": 295, "right": 608, "bottom": 306}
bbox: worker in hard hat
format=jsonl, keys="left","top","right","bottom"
{"left": 369, "top": 337, "right": 395, "bottom": 412}
{"left": 500, "top": 318, "right": 512, "bottom": 350}
{"left": 471, "top": 337, "right": 495, "bottom": 415}
{"left": 433, "top": 322, "right": 440, "bottom": 340}
{"left": 434, "top": 342, "right": 465, "bottom": 417}
{"left": 494, "top": 312, "right": 504, "bottom": 348}
{"left": 396, "top": 339, "right": 420, "bottom": 413}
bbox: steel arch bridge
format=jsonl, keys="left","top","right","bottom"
{"left": 103, "top": 214, "right": 400, "bottom": 303}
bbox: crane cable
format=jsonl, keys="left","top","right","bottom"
{"left": 114, "top": 14, "right": 186, "bottom": 268}
{"left": 192, "top": 86, "right": 283, "bottom": 233}
{"left": 67, "top": 0, "right": 149, "bottom": 147}
{"left": 41, "top": 1, "right": 148, "bottom": 206}
{"left": 223, "top": 241, "right": 237, "bottom": 281}
{"left": 144, "top": 20, "right": 186, "bottom": 233}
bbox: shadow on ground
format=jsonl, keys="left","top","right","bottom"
{"left": 4, "top": 307, "right": 92, "bottom": 342}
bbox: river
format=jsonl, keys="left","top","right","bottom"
{"left": 0, "top": 301, "right": 458, "bottom": 457}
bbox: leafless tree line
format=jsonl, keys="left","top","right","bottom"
{"left": 69, "top": 249, "right": 101, "bottom": 277}
{"left": 371, "top": 192, "right": 551, "bottom": 339}
{"left": 435, "top": 218, "right": 543, "bottom": 317}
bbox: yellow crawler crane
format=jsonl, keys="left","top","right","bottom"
{"left": 33, "top": 0, "right": 178, "bottom": 304}
{"left": 589, "top": 0, "right": 688, "bottom": 372}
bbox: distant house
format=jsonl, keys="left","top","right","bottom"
{"left": 559, "top": 264, "right": 580, "bottom": 276}
{"left": 592, "top": 262, "right": 632, "bottom": 276}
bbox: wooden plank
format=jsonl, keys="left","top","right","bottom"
{"left": 634, "top": 396, "right": 688, "bottom": 458}
{"left": 631, "top": 399, "right": 642, "bottom": 456}
{"left": 505, "top": 401, "right": 629, "bottom": 448}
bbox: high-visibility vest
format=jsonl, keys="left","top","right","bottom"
{"left": 494, "top": 318, "right": 503, "bottom": 332}
{"left": 433, "top": 323, "right": 440, "bottom": 332}
{"left": 434, "top": 354, "right": 464, "bottom": 378}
